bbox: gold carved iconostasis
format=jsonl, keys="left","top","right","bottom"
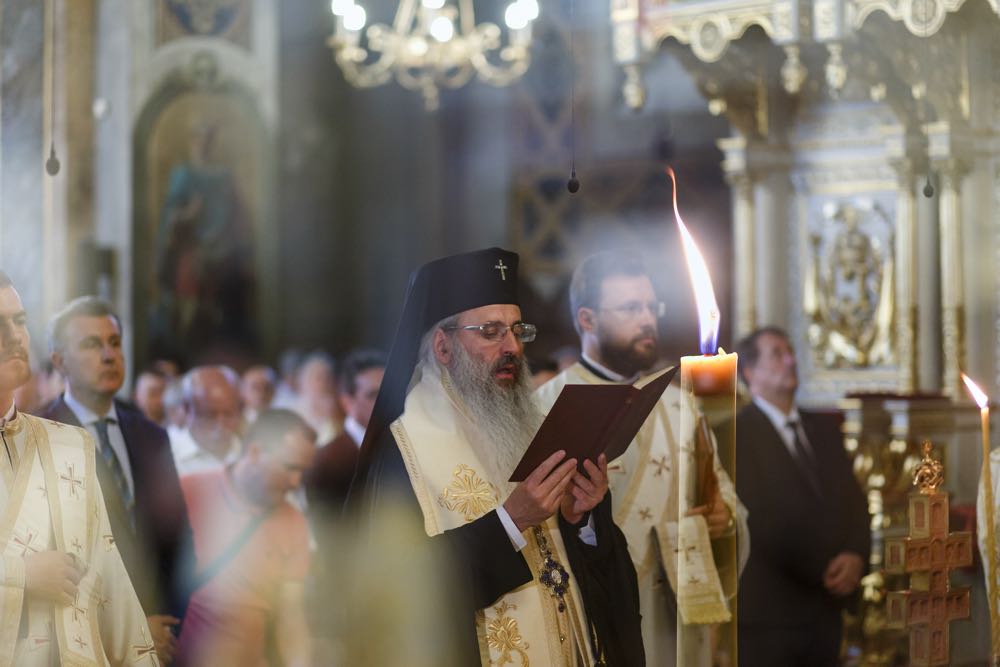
{"left": 130, "top": 0, "right": 277, "bottom": 368}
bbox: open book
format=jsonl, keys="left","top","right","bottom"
{"left": 509, "top": 365, "right": 678, "bottom": 482}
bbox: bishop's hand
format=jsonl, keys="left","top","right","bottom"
{"left": 24, "top": 550, "right": 84, "bottom": 606}
{"left": 504, "top": 450, "right": 578, "bottom": 532}
{"left": 560, "top": 454, "right": 609, "bottom": 525}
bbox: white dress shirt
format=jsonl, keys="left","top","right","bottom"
{"left": 169, "top": 427, "right": 240, "bottom": 478}
{"left": 751, "top": 395, "right": 816, "bottom": 463}
{"left": 63, "top": 389, "right": 135, "bottom": 498}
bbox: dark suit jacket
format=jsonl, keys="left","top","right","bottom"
{"left": 39, "top": 396, "right": 194, "bottom": 619}
{"left": 728, "top": 402, "right": 870, "bottom": 629}
{"left": 304, "top": 430, "right": 360, "bottom": 516}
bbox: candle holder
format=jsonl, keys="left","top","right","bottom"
{"left": 675, "top": 350, "right": 739, "bottom": 666}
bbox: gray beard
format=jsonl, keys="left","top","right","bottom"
{"left": 443, "top": 344, "right": 543, "bottom": 494}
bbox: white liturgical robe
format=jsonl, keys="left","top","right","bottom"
{"left": 0, "top": 408, "right": 159, "bottom": 666}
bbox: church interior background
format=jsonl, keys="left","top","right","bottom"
{"left": 1, "top": 0, "right": 999, "bottom": 663}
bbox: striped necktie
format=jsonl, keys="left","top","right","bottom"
{"left": 94, "top": 417, "right": 135, "bottom": 530}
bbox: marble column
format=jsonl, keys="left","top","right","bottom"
{"left": 936, "top": 156, "right": 969, "bottom": 398}
{"left": 719, "top": 136, "right": 756, "bottom": 340}
{"left": 891, "top": 157, "right": 919, "bottom": 392}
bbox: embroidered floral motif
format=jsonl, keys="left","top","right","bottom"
{"left": 439, "top": 464, "right": 499, "bottom": 522}
{"left": 487, "top": 601, "right": 530, "bottom": 665}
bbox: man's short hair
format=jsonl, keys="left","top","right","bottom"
{"left": 569, "top": 251, "right": 649, "bottom": 334}
{"left": 734, "top": 326, "right": 791, "bottom": 383}
{"left": 47, "top": 296, "right": 122, "bottom": 354}
{"left": 244, "top": 408, "right": 316, "bottom": 455}
{"left": 338, "top": 348, "right": 387, "bottom": 396}
{"left": 0, "top": 271, "right": 12, "bottom": 289}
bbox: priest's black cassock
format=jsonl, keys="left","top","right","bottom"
{"left": 346, "top": 248, "right": 645, "bottom": 666}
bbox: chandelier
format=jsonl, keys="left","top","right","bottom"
{"left": 328, "top": 0, "right": 539, "bottom": 110}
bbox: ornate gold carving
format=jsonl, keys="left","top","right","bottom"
{"left": 805, "top": 200, "right": 896, "bottom": 368}
{"left": 781, "top": 45, "right": 807, "bottom": 94}
{"left": 486, "top": 601, "right": 531, "bottom": 665}
{"left": 913, "top": 441, "right": 944, "bottom": 495}
{"left": 439, "top": 464, "right": 499, "bottom": 522}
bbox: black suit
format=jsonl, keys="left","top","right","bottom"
{"left": 39, "top": 396, "right": 193, "bottom": 620}
{"left": 728, "top": 402, "right": 870, "bottom": 667}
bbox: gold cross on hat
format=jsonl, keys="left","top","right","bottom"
{"left": 494, "top": 259, "right": 508, "bottom": 281}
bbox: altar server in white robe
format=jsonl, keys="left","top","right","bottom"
{"left": 536, "top": 251, "right": 749, "bottom": 666}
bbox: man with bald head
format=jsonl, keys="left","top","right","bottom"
{"left": 170, "top": 366, "right": 243, "bottom": 477}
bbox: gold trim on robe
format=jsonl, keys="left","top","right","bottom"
{"left": 391, "top": 365, "right": 594, "bottom": 666}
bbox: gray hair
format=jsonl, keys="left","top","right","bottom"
{"left": 47, "top": 296, "right": 122, "bottom": 354}
{"left": 180, "top": 365, "right": 241, "bottom": 403}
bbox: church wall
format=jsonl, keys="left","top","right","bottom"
{"left": 0, "top": 0, "right": 46, "bottom": 347}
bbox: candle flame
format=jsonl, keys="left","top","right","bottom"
{"left": 668, "top": 167, "right": 720, "bottom": 354}
{"left": 962, "top": 372, "right": 989, "bottom": 409}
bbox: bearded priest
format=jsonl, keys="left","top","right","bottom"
{"left": 0, "top": 271, "right": 157, "bottom": 666}
{"left": 348, "top": 248, "right": 644, "bottom": 666}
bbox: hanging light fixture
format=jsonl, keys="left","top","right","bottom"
{"left": 328, "top": 0, "right": 539, "bottom": 110}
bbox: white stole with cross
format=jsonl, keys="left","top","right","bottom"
{"left": 0, "top": 414, "right": 158, "bottom": 666}
{"left": 536, "top": 363, "right": 750, "bottom": 666}
{"left": 392, "top": 366, "right": 595, "bottom": 666}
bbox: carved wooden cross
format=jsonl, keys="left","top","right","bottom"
{"left": 885, "top": 489, "right": 972, "bottom": 666}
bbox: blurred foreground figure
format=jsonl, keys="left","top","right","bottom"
{"left": 0, "top": 272, "right": 157, "bottom": 665}
{"left": 42, "top": 296, "right": 193, "bottom": 664}
{"left": 177, "top": 408, "right": 315, "bottom": 666}
{"left": 349, "top": 248, "right": 644, "bottom": 666}
{"left": 730, "top": 327, "right": 870, "bottom": 667}
{"left": 536, "top": 252, "right": 749, "bottom": 665}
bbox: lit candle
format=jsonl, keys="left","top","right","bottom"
{"left": 962, "top": 372, "right": 999, "bottom": 662}
{"left": 669, "top": 166, "right": 739, "bottom": 399}
{"left": 671, "top": 167, "right": 739, "bottom": 663}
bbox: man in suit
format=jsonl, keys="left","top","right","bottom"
{"left": 731, "top": 326, "right": 870, "bottom": 667}
{"left": 305, "top": 347, "right": 385, "bottom": 514}
{"left": 40, "top": 296, "right": 194, "bottom": 665}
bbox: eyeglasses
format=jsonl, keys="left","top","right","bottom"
{"left": 598, "top": 301, "right": 667, "bottom": 319}
{"left": 442, "top": 321, "right": 538, "bottom": 343}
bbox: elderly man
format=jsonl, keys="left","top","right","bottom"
{"left": 350, "top": 248, "right": 643, "bottom": 666}
{"left": 536, "top": 251, "right": 749, "bottom": 665}
{"left": 731, "top": 327, "right": 869, "bottom": 667}
{"left": 40, "top": 296, "right": 193, "bottom": 664}
{"left": 177, "top": 408, "right": 315, "bottom": 666}
{"left": 0, "top": 272, "right": 158, "bottom": 665}
{"left": 169, "top": 365, "right": 243, "bottom": 477}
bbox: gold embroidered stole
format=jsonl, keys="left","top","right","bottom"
{"left": 0, "top": 416, "right": 104, "bottom": 666}
{"left": 392, "top": 371, "right": 594, "bottom": 666}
